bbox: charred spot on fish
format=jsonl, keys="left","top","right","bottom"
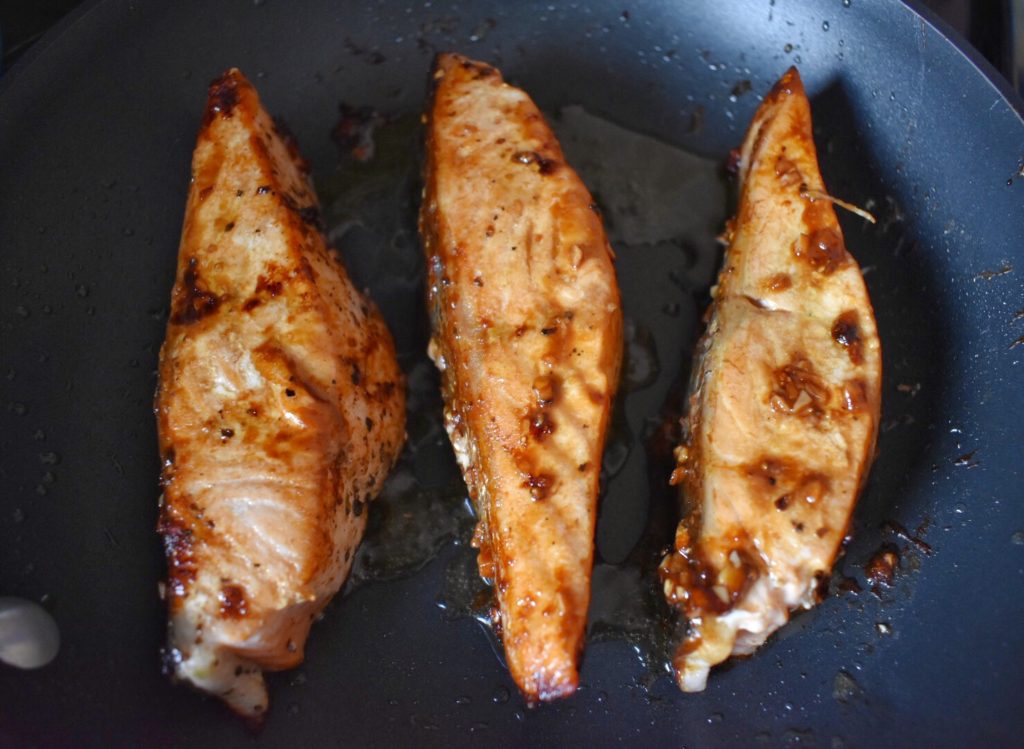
{"left": 203, "top": 72, "right": 240, "bottom": 125}
{"left": 218, "top": 584, "right": 249, "bottom": 619}
{"left": 170, "top": 257, "right": 221, "bottom": 325}
{"left": 220, "top": 428, "right": 234, "bottom": 441}
{"left": 660, "top": 528, "right": 757, "bottom": 618}
{"left": 347, "top": 360, "right": 362, "bottom": 386}
{"left": 748, "top": 456, "right": 830, "bottom": 508}
{"left": 745, "top": 456, "right": 792, "bottom": 487}
{"left": 462, "top": 59, "right": 497, "bottom": 79}
{"left": 157, "top": 513, "right": 196, "bottom": 605}
{"left": 299, "top": 205, "right": 322, "bottom": 228}
{"left": 532, "top": 375, "right": 556, "bottom": 406}
{"left": 796, "top": 191, "right": 849, "bottom": 274}
{"left": 529, "top": 409, "right": 556, "bottom": 441}
{"left": 511, "top": 150, "right": 559, "bottom": 175}
{"left": 541, "top": 326, "right": 557, "bottom": 336}
{"left": 771, "top": 356, "right": 830, "bottom": 416}
{"left": 353, "top": 499, "right": 365, "bottom": 517}
{"left": 578, "top": 462, "right": 590, "bottom": 473}
{"left": 242, "top": 297, "right": 261, "bottom": 312}
{"left": 832, "top": 310, "right": 864, "bottom": 364}
{"left": 284, "top": 388, "right": 296, "bottom": 398}
{"left": 813, "top": 570, "right": 830, "bottom": 601}
{"left": 257, "top": 274, "right": 284, "bottom": 298}
{"left": 793, "top": 521, "right": 805, "bottom": 533}
{"left": 842, "top": 378, "right": 870, "bottom": 413}
{"left": 524, "top": 473, "right": 554, "bottom": 501}
{"left": 764, "top": 273, "right": 792, "bottom": 292}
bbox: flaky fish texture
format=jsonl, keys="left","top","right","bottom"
{"left": 155, "top": 69, "right": 405, "bottom": 717}
{"left": 420, "top": 53, "right": 622, "bottom": 702}
{"left": 660, "top": 67, "right": 882, "bottom": 692}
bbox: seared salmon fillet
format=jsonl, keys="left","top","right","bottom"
{"left": 420, "top": 53, "right": 623, "bottom": 701}
{"left": 659, "top": 68, "right": 881, "bottom": 691}
{"left": 156, "top": 69, "right": 405, "bottom": 716}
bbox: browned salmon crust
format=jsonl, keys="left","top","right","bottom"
{"left": 420, "top": 53, "right": 623, "bottom": 702}
{"left": 156, "top": 69, "right": 405, "bottom": 716}
{"left": 660, "top": 68, "right": 882, "bottom": 691}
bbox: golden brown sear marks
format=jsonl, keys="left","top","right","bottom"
{"left": 421, "top": 53, "right": 622, "bottom": 702}
{"left": 770, "top": 355, "right": 831, "bottom": 417}
{"left": 832, "top": 310, "right": 865, "bottom": 365}
{"left": 763, "top": 272, "right": 793, "bottom": 293}
{"left": 156, "top": 69, "right": 405, "bottom": 717}
{"left": 661, "top": 67, "right": 881, "bottom": 692}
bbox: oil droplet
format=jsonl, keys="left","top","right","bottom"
{"left": 822, "top": 21, "right": 830, "bottom": 31}
{"left": 843, "top": 0, "right": 851, "bottom": 6}
{"left": 455, "top": 695, "right": 472, "bottom": 706}
{"left": 491, "top": 686, "right": 510, "bottom": 704}
{"left": 707, "top": 712, "right": 724, "bottom": 724}
{"left": 954, "top": 502, "right": 967, "bottom": 514}
{"left": 1011, "top": 531, "right": 1024, "bottom": 545}
{"left": 0, "top": 597, "right": 60, "bottom": 669}
{"left": 875, "top": 622, "right": 893, "bottom": 635}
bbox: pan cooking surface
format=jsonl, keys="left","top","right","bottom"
{"left": 1, "top": 1, "right": 1022, "bottom": 746}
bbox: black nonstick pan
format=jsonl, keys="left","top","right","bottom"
{"left": 1, "top": 1, "right": 1022, "bottom": 746}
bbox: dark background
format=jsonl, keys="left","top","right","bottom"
{"left": 3, "top": 0, "right": 1021, "bottom": 93}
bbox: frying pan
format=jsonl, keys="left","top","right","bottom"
{"left": 1, "top": 1, "right": 1022, "bottom": 746}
